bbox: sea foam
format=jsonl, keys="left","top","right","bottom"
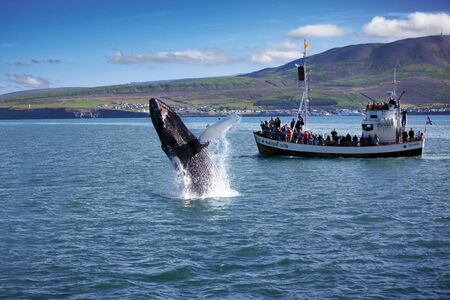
{"left": 175, "top": 119, "right": 240, "bottom": 200}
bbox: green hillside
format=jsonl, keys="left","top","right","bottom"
{"left": 1, "top": 35, "right": 449, "bottom": 110}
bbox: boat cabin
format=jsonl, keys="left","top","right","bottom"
{"left": 361, "top": 100, "right": 401, "bottom": 144}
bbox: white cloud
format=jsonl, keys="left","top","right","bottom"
{"left": 0, "top": 43, "right": 15, "bottom": 49}
{"left": 250, "top": 41, "right": 301, "bottom": 64}
{"left": 363, "top": 12, "right": 450, "bottom": 39}
{"left": 5, "top": 74, "right": 51, "bottom": 89}
{"left": 11, "top": 59, "right": 62, "bottom": 66}
{"left": 46, "top": 59, "right": 61, "bottom": 64}
{"left": 288, "top": 24, "right": 346, "bottom": 37}
{"left": 107, "top": 49, "right": 236, "bottom": 65}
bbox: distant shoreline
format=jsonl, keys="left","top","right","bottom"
{"left": 0, "top": 107, "right": 448, "bottom": 120}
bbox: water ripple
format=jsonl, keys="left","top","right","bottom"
{"left": 0, "top": 116, "right": 449, "bottom": 298}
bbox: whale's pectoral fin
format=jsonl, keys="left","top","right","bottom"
{"left": 199, "top": 114, "right": 240, "bottom": 145}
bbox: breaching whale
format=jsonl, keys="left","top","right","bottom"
{"left": 149, "top": 98, "right": 239, "bottom": 196}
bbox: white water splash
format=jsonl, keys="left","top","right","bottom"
{"left": 174, "top": 119, "right": 240, "bottom": 200}
{"left": 201, "top": 135, "right": 240, "bottom": 199}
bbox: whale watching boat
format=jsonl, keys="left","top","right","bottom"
{"left": 254, "top": 41, "right": 426, "bottom": 158}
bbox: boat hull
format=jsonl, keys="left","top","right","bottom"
{"left": 254, "top": 132, "right": 424, "bottom": 158}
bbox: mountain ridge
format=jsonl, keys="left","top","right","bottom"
{"left": 1, "top": 35, "right": 449, "bottom": 110}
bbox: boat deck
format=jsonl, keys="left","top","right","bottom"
{"left": 254, "top": 131, "right": 424, "bottom": 158}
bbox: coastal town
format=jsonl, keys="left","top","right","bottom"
{"left": 104, "top": 101, "right": 450, "bottom": 117}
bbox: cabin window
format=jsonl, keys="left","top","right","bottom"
{"left": 362, "top": 124, "right": 373, "bottom": 131}
{"left": 370, "top": 115, "right": 377, "bottom": 119}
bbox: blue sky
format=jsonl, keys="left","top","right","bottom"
{"left": 1, "top": 0, "right": 449, "bottom": 94}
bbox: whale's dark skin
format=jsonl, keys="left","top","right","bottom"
{"left": 149, "top": 98, "right": 215, "bottom": 195}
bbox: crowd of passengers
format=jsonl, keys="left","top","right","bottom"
{"left": 366, "top": 97, "right": 397, "bottom": 110}
{"left": 260, "top": 117, "right": 422, "bottom": 146}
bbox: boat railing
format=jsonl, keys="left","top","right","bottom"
{"left": 256, "top": 130, "right": 423, "bottom": 146}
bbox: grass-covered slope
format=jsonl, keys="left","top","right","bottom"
{"left": 246, "top": 35, "right": 450, "bottom": 108}
{"left": 1, "top": 35, "right": 449, "bottom": 110}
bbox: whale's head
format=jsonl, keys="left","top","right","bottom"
{"left": 149, "top": 98, "right": 197, "bottom": 157}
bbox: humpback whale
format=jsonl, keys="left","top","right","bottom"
{"left": 149, "top": 98, "right": 239, "bottom": 196}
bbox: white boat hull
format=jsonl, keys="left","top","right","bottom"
{"left": 254, "top": 132, "right": 424, "bottom": 158}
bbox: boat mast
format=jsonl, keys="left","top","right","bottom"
{"left": 394, "top": 67, "right": 401, "bottom": 142}
{"left": 393, "top": 67, "right": 397, "bottom": 99}
{"left": 295, "top": 39, "right": 309, "bottom": 130}
{"left": 304, "top": 40, "right": 309, "bottom": 130}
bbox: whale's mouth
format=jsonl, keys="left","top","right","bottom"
{"left": 149, "top": 98, "right": 172, "bottom": 129}
{"left": 150, "top": 98, "right": 166, "bottom": 119}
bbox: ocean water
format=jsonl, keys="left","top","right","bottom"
{"left": 0, "top": 115, "right": 449, "bottom": 298}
